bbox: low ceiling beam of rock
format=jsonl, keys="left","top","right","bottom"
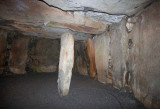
{"left": 43, "top": 0, "right": 152, "bottom": 16}
{"left": 0, "top": 0, "right": 106, "bottom": 38}
{"left": 0, "top": 0, "right": 153, "bottom": 40}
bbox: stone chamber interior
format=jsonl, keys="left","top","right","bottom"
{"left": 0, "top": 0, "right": 160, "bottom": 109}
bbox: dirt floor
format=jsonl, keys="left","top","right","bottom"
{"left": 0, "top": 72, "right": 145, "bottom": 109}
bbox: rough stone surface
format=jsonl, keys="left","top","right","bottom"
{"left": 29, "top": 39, "right": 60, "bottom": 72}
{"left": 73, "top": 41, "right": 88, "bottom": 76}
{"left": 128, "top": 1, "right": 160, "bottom": 108}
{"left": 93, "top": 32, "right": 110, "bottom": 84}
{"left": 73, "top": 11, "right": 125, "bottom": 25}
{"left": 0, "top": 0, "right": 153, "bottom": 40}
{"left": 110, "top": 19, "right": 128, "bottom": 89}
{"left": 93, "top": 19, "right": 129, "bottom": 86}
{"left": 0, "top": 0, "right": 106, "bottom": 39}
{"left": 58, "top": 33, "right": 74, "bottom": 96}
{"left": 0, "top": 29, "right": 7, "bottom": 74}
{"left": 9, "top": 35, "right": 30, "bottom": 74}
{"left": 43, "top": 0, "right": 152, "bottom": 16}
{"left": 92, "top": 1, "right": 160, "bottom": 108}
{"left": 87, "top": 38, "right": 96, "bottom": 78}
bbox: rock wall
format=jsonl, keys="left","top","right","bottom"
{"left": 9, "top": 34, "right": 30, "bottom": 74}
{"left": 110, "top": 20, "right": 129, "bottom": 89}
{"left": 128, "top": 1, "right": 160, "bottom": 108}
{"left": 93, "top": 32, "right": 110, "bottom": 83}
{"left": 93, "top": 1, "right": 160, "bottom": 108}
{"left": 87, "top": 38, "right": 97, "bottom": 78}
{"left": 93, "top": 19, "right": 128, "bottom": 85}
{"left": 0, "top": 1, "right": 159, "bottom": 107}
{"left": 29, "top": 38, "right": 60, "bottom": 72}
{"left": 0, "top": 30, "right": 7, "bottom": 74}
{"left": 73, "top": 38, "right": 97, "bottom": 78}
{"left": 0, "top": 30, "right": 60, "bottom": 74}
{"left": 73, "top": 41, "right": 89, "bottom": 76}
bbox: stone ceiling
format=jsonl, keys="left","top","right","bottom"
{"left": 0, "top": 0, "right": 152, "bottom": 40}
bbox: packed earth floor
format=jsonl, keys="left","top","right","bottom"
{"left": 0, "top": 73, "right": 145, "bottom": 109}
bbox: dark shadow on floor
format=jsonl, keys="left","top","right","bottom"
{"left": 0, "top": 72, "right": 146, "bottom": 109}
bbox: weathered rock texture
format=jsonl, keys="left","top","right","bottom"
{"left": 73, "top": 41, "right": 88, "bottom": 76}
{"left": 87, "top": 38, "right": 97, "bottom": 78}
{"left": 93, "top": 1, "right": 160, "bottom": 108}
{"left": 29, "top": 39, "right": 60, "bottom": 72}
{"left": 58, "top": 33, "right": 74, "bottom": 96}
{"left": 128, "top": 1, "right": 160, "bottom": 108}
{"left": 93, "top": 32, "right": 110, "bottom": 84}
{"left": 0, "top": 30, "right": 7, "bottom": 74}
{"left": 93, "top": 18, "right": 128, "bottom": 87}
{"left": 9, "top": 35, "right": 30, "bottom": 74}
{"left": 0, "top": 0, "right": 153, "bottom": 41}
{"left": 0, "top": 0, "right": 106, "bottom": 40}
{"left": 110, "top": 19, "right": 128, "bottom": 89}
{"left": 43, "top": 0, "right": 152, "bottom": 16}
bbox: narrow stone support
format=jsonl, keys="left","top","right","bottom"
{"left": 87, "top": 38, "right": 97, "bottom": 78}
{"left": 58, "top": 33, "right": 74, "bottom": 96}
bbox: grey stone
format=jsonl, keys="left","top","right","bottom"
{"left": 44, "top": 0, "right": 152, "bottom": 16}
{"left": 58, "top": 33, "right": 74, "bottom": 96}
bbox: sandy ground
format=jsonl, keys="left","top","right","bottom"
{"left": 0, "top": 73, "right": 145, "bottom": 109}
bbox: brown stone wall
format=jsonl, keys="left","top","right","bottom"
{"left": 93, "top": 20, "right": 128, "bottom": 85}
{"left": 87, "top": 38, "right": 97, "bottom": 78}
{"left": 0, "top": 30, "right": 7, "bottom": 74}
{"left": 93, "top": 1, "right": 160, "bottom": 108}
{"left": 9, "top": 35, "right": 30, "bottom": 74}
{"left": 110, "top": 19, "right": 128, "bottom": 89}
{"left": 29, "top": 39, "right": 60, "bottom": 72}
{"left": 128, "top": 1, "right": 160, "bottom": 108}
{"left": 73, "top": 41, "right": 88, "bottom": 76}
{"left": 93, "top": 32, "right": 110, "bottom": 84}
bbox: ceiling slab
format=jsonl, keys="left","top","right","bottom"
{"left": 43, "top": 0, "right": 152, "bottom": 16}
{"left": 0, "top": 0, "right": 107, "bottom": 40}
{"left": 0, "top": 0, "right": 153, "bottom": 40}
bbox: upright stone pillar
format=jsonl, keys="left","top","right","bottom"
{"left": 58, "top": 33, "right": 74, "bottom": 96}
{"left": 87, "top": 38, "right": 97, "bottom": 78}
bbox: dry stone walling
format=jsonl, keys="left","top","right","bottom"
{"left": 58, "top": 33, "right": 74, "bottom": 96}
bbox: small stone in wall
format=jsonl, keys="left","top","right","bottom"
{"left": 126, "top": 17, "right": 137, "bottom": 32}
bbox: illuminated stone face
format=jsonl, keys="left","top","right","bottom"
{"left": 58, "top": 33, "right": 74, "bottom": 96}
